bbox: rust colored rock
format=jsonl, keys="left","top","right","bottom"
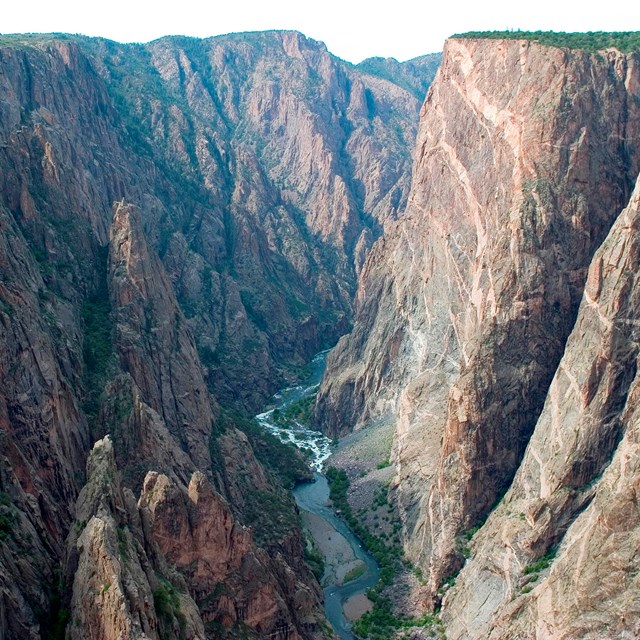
{"left": 140, "top": 471, "right": 323, "bottom": 639}
{"left": 140, "top": 471, "right": 252, "bottom": 585}
{"left": 67, "top": 437, "right": 206, "bottom": 640}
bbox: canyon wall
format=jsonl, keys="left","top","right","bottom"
{"left": 79, "top": 31, "right": 439, "bottom": 409}
{"left": 317, "top": 35, "right": 640, "bottom": 636}
{"left": 444, "top": 172, "right": 640, "bottom": 639}
{"left": 0, "top": 33, "right": 439, "bottom": 639}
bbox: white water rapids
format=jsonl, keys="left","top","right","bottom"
{"left": 255, "top": 351, "right": 333, "bottom": 471}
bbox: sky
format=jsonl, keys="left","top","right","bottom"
{"left": 2, "top": 1, "right": 639, "bottom": 63}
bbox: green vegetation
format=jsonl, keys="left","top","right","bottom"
{"left": 197, "top": 344, "right": 218, "bottom": 368}
{"left": 463, "top": 523, "right": 482, "bottom": 541}
{"left": 75, "top": 36, "right": 212, "bottom": 217}
{"left": 343, "top": 563, "right": 366, "bottom": 583}
{"left": 456, "top": 522, "right": 484, "bottom": 560}
{"left": 154, "top": 581, "right": 186, "bottom": 640}
{"left": 318, "top": 619, "right": 335, "bottom": 638}
{"left": 516, "top": 548, "right": 557, "bottom": 596}
{"left": 354, "top": 55, "right": 441, "bottom": 101}
{"left": 0, "top": 299, "right": 14, "bottom": 318}
{"left": 117, "top": 525, "right": 130, "bottom": 564}
{"left": 326, "top": 467, "right": 402, "bottom": 574}
{"left": 523, "top": 548, "right": 557, "bottom": 575}
{"left": 210, "top": 412, "right": 306, "bottom": 546}
{"left": 352, "top": 595, "right": 443, "bottom": 640}
{"left": 325, "top": 467, "right": 443, "bottom": 639}
{"left": 326, "top": 467, "right": 349, "bottom": 504}
{"left": 304, "top": 536, "right": 325, "bottom": 581}
{"left": 211, "top": 411, "right": 307, "bottom": 544}
{"left": 453, "top": 31, "right": 640, "bottom": 52}
{"left": 40, "top": 566, "right": 70, "bottom": 640}
{"left": 239, "top": 290, "right": 269, "bottom": 332}
{"left": 0, "top": 33, "right": 74, "bottom": 50}
{"left": 438, "top": 573, "right": 458, "bottom": 596}
{"left": 49, "top": 608, "right": 70, "bottom": 640}
{"left": 272, "top": 393, "right": 316, "bottom": 429}
{"left": 81, "top": 246, "right": 113, "bottom": 420}
{"left": 0, "top": 492, "right": 16, "bottom": 541}
{"left": 0, "top": 513, "right": 13, "bottom": 541}
{"left": 242, "top": 488, "right": 300, "bottom": 546}
{"left": 220, "top": 409, "right": 312, "bottom": 488}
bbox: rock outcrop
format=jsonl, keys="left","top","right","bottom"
{"left": 108, "top": 201, "right": 215, "bottom": 476}
{"left": 444, "top": 170, "right": 640, "bottom": 640}
{"left": 140, "top": 471, "right": 323, "bottom": 639}
{"left": 316, "top": 33, "right": 640, "bottom": 632}
{"left": 66, "top": 436, "right": 206, "bottom": 640}
{"left": 0, "top": 30, "right": 437, "bottom": 638}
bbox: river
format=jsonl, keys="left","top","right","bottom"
{"left": 255, "top": 351, "right": 380, "bottom": 639}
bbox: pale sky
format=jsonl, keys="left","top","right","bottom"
{"left": 2, "top": 0, "right": 638, "bottom": 63}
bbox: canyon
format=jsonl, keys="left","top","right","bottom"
{"left": 1, "top": 25, "right": 639, "bottom": 640}
{"left": 0, "top": 30, "right": 438, "bottom": 639}
{"left": 318, "top": 33, "right": 640, "bottom": 639}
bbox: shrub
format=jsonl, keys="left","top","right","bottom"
{"left": 154, "top": 582, "right": 186, "bottom": 640}
{"left": 453, "top": 30, "right": 640, "bottom": 53}
{"left": 343, "top": 564, "right": 366, "bottom": 584}
{"left": 523, "top": 548, "right": 557, "bottom": 575}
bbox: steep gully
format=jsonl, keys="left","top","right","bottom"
{"left": 256, "top": 352, "right": 379, "bottom": 639}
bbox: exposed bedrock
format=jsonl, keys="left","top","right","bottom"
{"left": 316, "top": 36, "right": 640, "bottom": 615}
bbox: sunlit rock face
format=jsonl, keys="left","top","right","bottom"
{"left": 444, "top": 174, "right": 640, "bottom": 639}
{"left": 316, "top": 35, "right": 640, "bottom": 635}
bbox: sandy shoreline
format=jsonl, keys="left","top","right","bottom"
{"left": 301, "top": 507, "right": 374, "bottom": 626}
{"left": 343, "top": 593, "right": 373, "bottom": 621}
{"left": 301, "top": 510, "right": 366, "bottom": 586}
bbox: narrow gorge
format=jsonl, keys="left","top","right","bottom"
{"left": 0, "top": 30, "right": 438, "bottom": 639}
{"left": 317, "top": 32, "right": 640, "bottom": 639}
{"left": 1, "top": 27, "right": 639, "bottom": 640}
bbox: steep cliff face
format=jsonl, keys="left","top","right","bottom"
{"left": 0, "top": 186, "right": 327, "bottom": 638}
{"left": 108, "top": 201, "right": 215, "bottom": 476}
{"left": 101, "top": 200, "right": 327, "bottom": 638}
{"left": 316, "top": 35, "right": 640, "bottom": 610}
{"left": 65, "top": 436, "right": 206, "bottom": 640}
{"left": 444, "top": 172, "right": 640, "bottom": 640}
{"left": 140, "top": 471, "right": 323, "bottom": 639}
{"left": 77, "top": 30, "right": 430, "bottom": 408}
{"left": 0, "top": 41, "right": 109, "bottom": 638}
